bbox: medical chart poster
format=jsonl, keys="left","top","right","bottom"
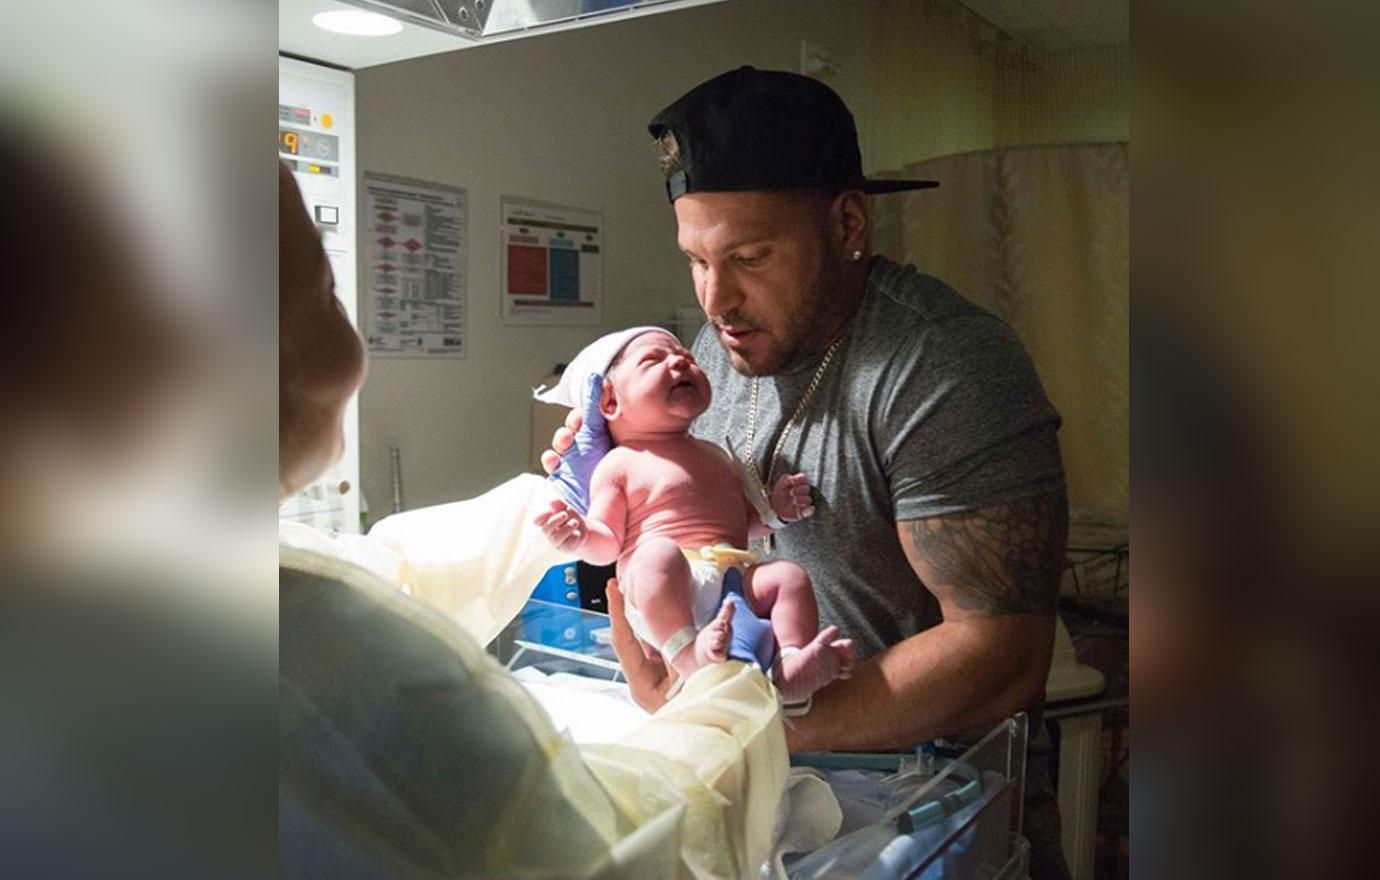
{"left": 363, "top": 173, "right": 468, "bottom": 358}
{"left": 500, "top": 196, "right": 602, "bottom": 326}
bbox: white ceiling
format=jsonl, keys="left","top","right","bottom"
{"left": 278, "top": 0, "right": 1130, "bottom": 71}
{"left": 278, "top": 0, "right": 728, "bottom": 70}
{"left": 959, "top": 0, "right": 1128, "bottom": 50}
{"left": 280, "top": 0, "right": 480, "bottom": 69}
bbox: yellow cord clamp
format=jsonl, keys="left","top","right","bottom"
{"left": 683, "top": 544, "right": 760, "bottom": 571}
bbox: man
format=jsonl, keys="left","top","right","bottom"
{"left": 550, "top": 67, "right": 1071, "bottom": 879}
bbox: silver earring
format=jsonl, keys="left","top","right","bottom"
{"left": 851, "top": 249, "right": 863, "bottom": 262}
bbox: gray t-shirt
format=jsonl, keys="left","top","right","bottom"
{"left": 691, "top": 256, "right": 1065, "bottom": 661}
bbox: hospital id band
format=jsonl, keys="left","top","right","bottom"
{"left": 723, "top": 436, "right": 786, "bottom": 530}
{"left": 660, "top": 625, "right": 697, "bottom": 663}
{"left": 782, "top": 695, "right": 812, "bottom": 717}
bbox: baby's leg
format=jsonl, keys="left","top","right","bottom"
{"left": 742, "top": 560, "right": 816, "bottom": 648}
{"left": 625, "top": 538, "right": 732, "bottom": 677}
{"left": 746, "top": 561, "right": 856, "bottom": 703}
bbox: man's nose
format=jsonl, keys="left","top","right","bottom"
{"left": 699, "top": 267, "right": 743, "bottom": 322}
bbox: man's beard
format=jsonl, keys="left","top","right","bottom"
{"left": 756, "top": 260, "right": 845, "bottom": 376}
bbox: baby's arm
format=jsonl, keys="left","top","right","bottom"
{"left": 579, "top": 456, "right": 628, "bottom": 565}
{"left": 746, "top": 472, "right": 816, "bottom": 540}
{"left": 534, "top": 453, "right": 627, "bottom": 565}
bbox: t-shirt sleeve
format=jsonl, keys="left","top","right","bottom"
{"left": 877, "top": 316, "right": 1065, "bottom": 520}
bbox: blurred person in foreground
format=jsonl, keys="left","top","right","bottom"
{"left": 0, "top": 127, "right": 271, "bottom": 877}
{"left": 545, "top": 67, "right": 1071, "bottom": 879}
{"left": 0, "top": 130, "right": 186, "bottom": 553}
{"left": 278, "top": 162, "right": 787, "bottom": 879}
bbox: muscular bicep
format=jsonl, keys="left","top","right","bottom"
{"left": 897, "top": 490, "right": 1068, "bottom": 619}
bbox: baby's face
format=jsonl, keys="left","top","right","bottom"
{"left": 606, "top": 332, "right": 711, "bottom": 430}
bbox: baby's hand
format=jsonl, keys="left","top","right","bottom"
{"left": 534, "top": 498, "right": 589, "bottom": 552}
{"left": 769, "top": 473, "right": 815, "bottom": 523}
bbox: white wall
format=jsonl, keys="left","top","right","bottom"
{"left": 353, "top": 0, "right": 877, "bottom": 517}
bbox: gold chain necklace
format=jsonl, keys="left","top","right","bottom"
{"left": 743, "top": 336, "right": 843, "bottom": 497}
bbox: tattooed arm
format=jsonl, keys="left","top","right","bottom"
{"left": 903, "top": 491, "right": 1067, "bottom": 617}
{"left": 786, "top": 490, "right": 1068, "bottom": 752}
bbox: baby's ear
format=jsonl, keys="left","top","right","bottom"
{"left": 599, "top": 378, "right": 620, "bottom": 421}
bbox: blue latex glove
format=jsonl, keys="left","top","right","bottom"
{"left": 720, "top": 568, "right": 777, "bottom": 672}
{"left": 546, "top": 372, "right": 611, "bottom": 516}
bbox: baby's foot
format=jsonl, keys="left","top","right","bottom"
{"left": 775, "top": 626, "right": 855, "bottom": 704}
{"left": 687, "top": 600, "right": 735, "bottom": 671}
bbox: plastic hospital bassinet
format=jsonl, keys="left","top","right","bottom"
{"left": 492, "top": 594, "right": 1033, "bottom": 880}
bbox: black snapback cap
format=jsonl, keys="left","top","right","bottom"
{"left": 648, "top": 66, "right": 939, "bottom": 203}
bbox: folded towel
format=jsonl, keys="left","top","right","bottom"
{"left": 767, "top": 767, "right": 843, "bottom": 879}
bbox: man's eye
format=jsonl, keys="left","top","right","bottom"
{"left": 736, "top": 251, "right": 767, "bottom": 266}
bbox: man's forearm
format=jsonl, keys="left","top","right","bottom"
{"left": 786, "top": 614, "right": 1054, "bottom": 752}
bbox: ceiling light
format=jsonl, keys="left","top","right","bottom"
{"left": 311, "top": 9, "right": 403, "bottom": 37}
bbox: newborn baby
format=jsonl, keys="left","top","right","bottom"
{"left": 535, "top": 328, "right": 853, "bottom": 704}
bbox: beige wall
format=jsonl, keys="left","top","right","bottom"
{"left": 999, "top": 45, "right": 1130, "bottom": 148}
{"left": 867, "top": 0, "right": 1130, "bottom": 172}
{"left": 867, "top": 0, "right": 1002, "bottom": 172}
{"left": 353, "top": 0, "right": 1128, "bottom": 521}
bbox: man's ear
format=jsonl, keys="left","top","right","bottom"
{"left": 599, "top": 378, "right": 621, "bottom": 421}
{"left": 830, "top": 190, "right": 869, "bottom": 256}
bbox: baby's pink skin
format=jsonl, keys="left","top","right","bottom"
{"left": 534, "top": 331, "right": 844, "bottom": 695}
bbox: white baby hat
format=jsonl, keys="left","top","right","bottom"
{"left": 532, "top": 325, "right": 677, "bottom": 407}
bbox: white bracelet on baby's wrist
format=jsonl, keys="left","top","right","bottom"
{"left": 781, "top": 694, "right": 812, "bottom": 717}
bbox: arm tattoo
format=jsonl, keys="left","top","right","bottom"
{"left": 902, "top": 490, "right": 1068, "bottom": 616}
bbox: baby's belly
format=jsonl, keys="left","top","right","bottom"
{"left": 624, "top": 503, "right": 749, "bottom": 555}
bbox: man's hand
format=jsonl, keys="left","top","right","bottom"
{"left": 542, "top": 373, "right": 610, "bottom": 515}
{"left": 605, "top": 578, "right": 678, "bottom": 712}
{"left": 533, "top": 498, "right": 589, "bottom": 553}
{"left": 768, "top": 472, "right": 815, "bottom": 524}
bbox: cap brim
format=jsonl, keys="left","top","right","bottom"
{"left": 858, "top": 179, "right": 940, "bottom": 194}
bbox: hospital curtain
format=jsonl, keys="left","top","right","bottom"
{"left": 872, "top": 143, "right": 1130, "bottom": 525}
